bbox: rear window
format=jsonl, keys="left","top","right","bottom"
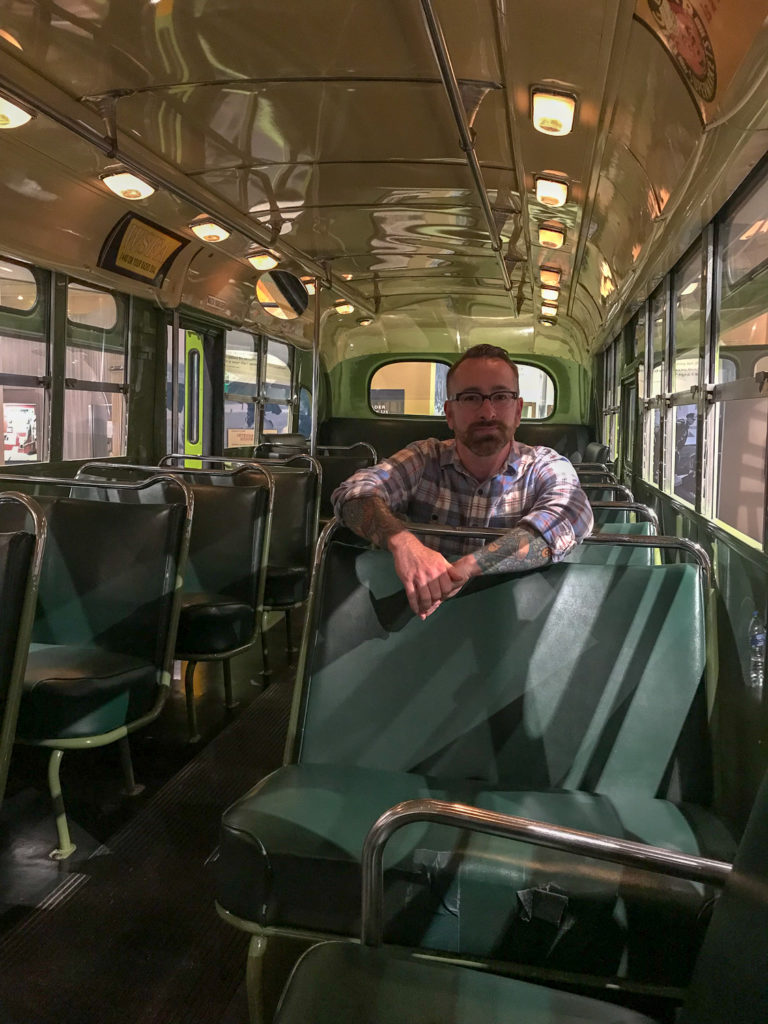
{"left": 369, "top": 360, "right": 555, "bottom": 419}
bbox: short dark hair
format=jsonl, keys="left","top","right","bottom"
{"left": 446, "top": 344, "right": 519, "bottom": 395}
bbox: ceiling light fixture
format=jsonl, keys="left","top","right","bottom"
{"left": 300, "top": 276, "right": 316, "bottom": 295}
{"left": 540, "top": 266, "right": 561, "bottom": 287}
{"left": 101, "top": 170, "right": 155, "bottom": 201}
{"left": 531, "top": 89, "right": 576, "bottom": 136}
{"left": 334, "top": 299, "right": 354, "bottom": 314}
{"left": 541, "top": 302, "right": 558, "bottom": 316}
{"left": 541, "top": 287, "right": 559, "bottom": 303}
{"left": 0, "top": 94, "right": 33, "bottom": 129}
{"left": 538, "top": 224, "right": 565, "bottom": 249}
{"left": 538, "top": 316, "right": 556, "bottom": 326}
{"left": 247, "top": 251, "right": 278, "bottom": 271}
{"left": 356, "top": 316, "right": 373, "bottom": 326}
{"left": 190, "top": 220, "right": 230, "bottom": 243}
{"left": 535, "top": 176, "right": 568, "bottom": 208}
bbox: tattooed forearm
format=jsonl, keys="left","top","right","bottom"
{"left": 473, "top": 526, "right": 552, "bottom": 575}
{"left": 340, "top": 496, "right": 407, "bottom": 549}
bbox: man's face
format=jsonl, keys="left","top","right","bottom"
{"left": 445, "top": 357, "right": 523, "bottom": 457}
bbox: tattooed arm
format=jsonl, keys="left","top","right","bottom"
{"left": 341, "top": 496, "right": 456, "bottom": 619}
{"left": 440, "top": 523, "right": 550, "bottom": 598}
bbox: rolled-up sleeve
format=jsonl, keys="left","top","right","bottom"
{"left": 517, "top": 452, "right": 593, "bottom": 561}
{"left": 331, "top": 443, "right": 427, "bottom": 520}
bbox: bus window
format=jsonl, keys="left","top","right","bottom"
{"left": 224, "top": 330, "right": 259, "bottom": 449}
{"left": 671, "top": 244, "right": 704, "bottom": 504}
{"left": 0, "top": 260, "right": 37, "bottom": 313}
{"left": 262, "top": 339, "right": 293, "bottom": 434}
{"left": 370, "top": 361, "right": 448, "bottom": 416}
{"left": 63, "top": 281, "right": 126, "bottom": 460}
{"left": 713, "top": 170, "right": 768, "bottom": 543}
{"left": 298, "top": 386, "right": 311, "bottom": 437}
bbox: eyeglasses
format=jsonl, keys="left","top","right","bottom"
{"left": 447, "top": 389, "right": 519, "bottom": 408}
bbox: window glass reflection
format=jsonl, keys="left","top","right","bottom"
{"left": 673, "top": 403, "right": 697, "bottom": 504}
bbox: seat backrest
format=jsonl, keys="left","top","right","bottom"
{"left": 0, "top": 495, "right": 44, "bottom": 805}
{"left": 181, "top": 482, "right": 270, "bottom": 607}
{"left": 23, "top": 496, "right": 186, "bottom": 670}
{"left": 252, "top": 459, "right": 319, "bottom": 582}
{"left": 316, "top": 453, "right": 376, "bottom": 518}
{"left": 680, "top": 769, "right": 768, "bottom": 1024}
{"left": 564, "top": 522, "right": 658, "bottom": 566}
{"left": 582, "top": 441, "right": 611, "bottom": 463}
{"left": 292, "top": 533, "right": 709, "bottom": 802}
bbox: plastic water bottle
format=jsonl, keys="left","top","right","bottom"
{"left": 748, "top": 611, "right": 766, "bottom": 689}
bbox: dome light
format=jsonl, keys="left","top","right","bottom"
{"left": 541, "top": 301, "right": 558, "bottom": 316}
{"left": 357, "top": 316, "right": 373, "bottom": 326}
{"left": 531, "top": 89, "right": 576, "bottom": 136}
{"left": 540, "top": 266, "right": 561, "bottom": 287}
{"left": 300, "top": 276, "right": 316, "bottom": 295}
{"left": 247, "top": 251, "right": 278, "bottom": 271}
{"left": 541, "top": 287, "right": 559, "bottom": 303}
{"left": 101, "top": 170, "right": 155, "bottom": 201}
{"left": 535, "top": 176, "right": 568, "bottom": 208}
{"left": 538, "top": 224, "right": 565, "bottom": 249}
{"left": 538, "top": 316, "right": 556, "bottom": 326}
{"left": 334, "top": 299, "right": 354, "bottom": 314}
{"left": 0, "top": 94, "right": 33, "bottom": 129}
{"left": 190, "top": 220, "right": 230, "bottom": 243}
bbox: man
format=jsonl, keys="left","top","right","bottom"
{"left": 332, "top": 344, "right": 593, "bottom": 619}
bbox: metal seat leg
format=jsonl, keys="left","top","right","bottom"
{"left": 47, "top": 749, "right": 76, "bottom": 860}
{"left": 184, "top": 660, "right": 201, "bottom": 742}
{"left": 223, "top": 659, "right": 240, "bottom": 709}
{"left": 119, "top": 736, "right": 144, "bottom": 796}
{"left": 260, "top": 612, "right": 272, "bottom": 682}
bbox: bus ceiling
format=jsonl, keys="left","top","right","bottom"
{"left": 0, "top": 1, "right": 766, "bottom": 362}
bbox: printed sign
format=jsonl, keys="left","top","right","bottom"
{"left": 99, "top": 214, "right": 186, "bottom": 286}
{"left": 227, "top": 428, "right": 255, "bottom": 447}
{"left": 637, "top": 1, "right": 768, "bottom": 119}
{"left": 3, "top": 403, "right": 37, "bottom": 461}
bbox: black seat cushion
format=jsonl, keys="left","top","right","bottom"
{"left": 18, "top": 643, "right": 158, "bottom": 740}
{"left": 216, "top": 763, "right": 735, "bottom": 986}
{"left": 263, "top": 566, "right": 308, "bottom": 607}
{"left": 175, "top": 591, "right": 255, "bottom": 657}
{"left": 273, "top": 942, "right": 657, "bottom": 1024}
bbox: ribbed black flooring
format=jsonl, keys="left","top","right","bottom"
{"left": 0, "top": 674, "right": 293, "bottom": 1024}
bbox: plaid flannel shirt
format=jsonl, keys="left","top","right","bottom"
{"left": 332, "top": 437, "right": 594, "bottom": 560}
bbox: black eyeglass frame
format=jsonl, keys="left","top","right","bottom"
{"left": 446, "top": 389, "right": 520, "bottom": 405}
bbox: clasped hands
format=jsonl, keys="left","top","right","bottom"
{"left": 387, "top": 530, "right": 480, "bottom": 619}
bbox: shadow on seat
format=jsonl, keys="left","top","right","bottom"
{"left": 78, "top": 461, "right": 274, "bottom": 741}
{"left": 273, "top": 769, "right": 768, "bottom": 1024}
{"left": 0, "top": 476, "right": 191, "bottom": 858}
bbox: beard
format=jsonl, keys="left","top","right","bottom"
{"left": 454, "top": 420, "right": 513, "bottom": 456}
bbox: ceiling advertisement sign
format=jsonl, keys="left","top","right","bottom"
{"left": 636, "top": 1, "right": 768, "bottom": 120}
{"left": 99, "top": 214, "right": 186, "bottom": 286}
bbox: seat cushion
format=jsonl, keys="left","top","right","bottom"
{"left": 17, "top": 643, "right": 158, "bottom": 740}
{"left": 175, "top": 591, "right": 255, "bottom": 656}
{"left": 216, "top": 764, "right": 735, "bottom": 987}
{"left": 274, "top": 942, "right": 658, "bottom": 1024}
{"left": 263, "top": 566, "right": 308, "bottom": 607}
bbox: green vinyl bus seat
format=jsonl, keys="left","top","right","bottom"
{"left": 0, "top": 494, "right": 45, "bottom": 808}
{"left": 216, "top": 525, "right": 725, "bottom": 993}
{"left": 566, "top": 522, "right": 658, "bottom": 566}
{"left": 591, "top": 501, "right": 659, "bottom": 529}
{"left": 161, "top": 454, "right": 320, "bottom": 677}
{"left": 79, "top": 461, "right": 273, "bottom": 741}
{"left": 1, "top": 489, "right": 189, "bottom": 858}
{"left": 315, "top": 443, "right": 377, "bottom": 520}
{"left": 272, "top": 770, "right": 768, "bottom": 1024}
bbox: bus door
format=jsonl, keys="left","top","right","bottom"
{"left": 167, "top": 320, "right": 222, "bottom": 465}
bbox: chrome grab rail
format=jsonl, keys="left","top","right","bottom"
{"left": 360, "top": 799, "right": 731, "bottom": 947}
